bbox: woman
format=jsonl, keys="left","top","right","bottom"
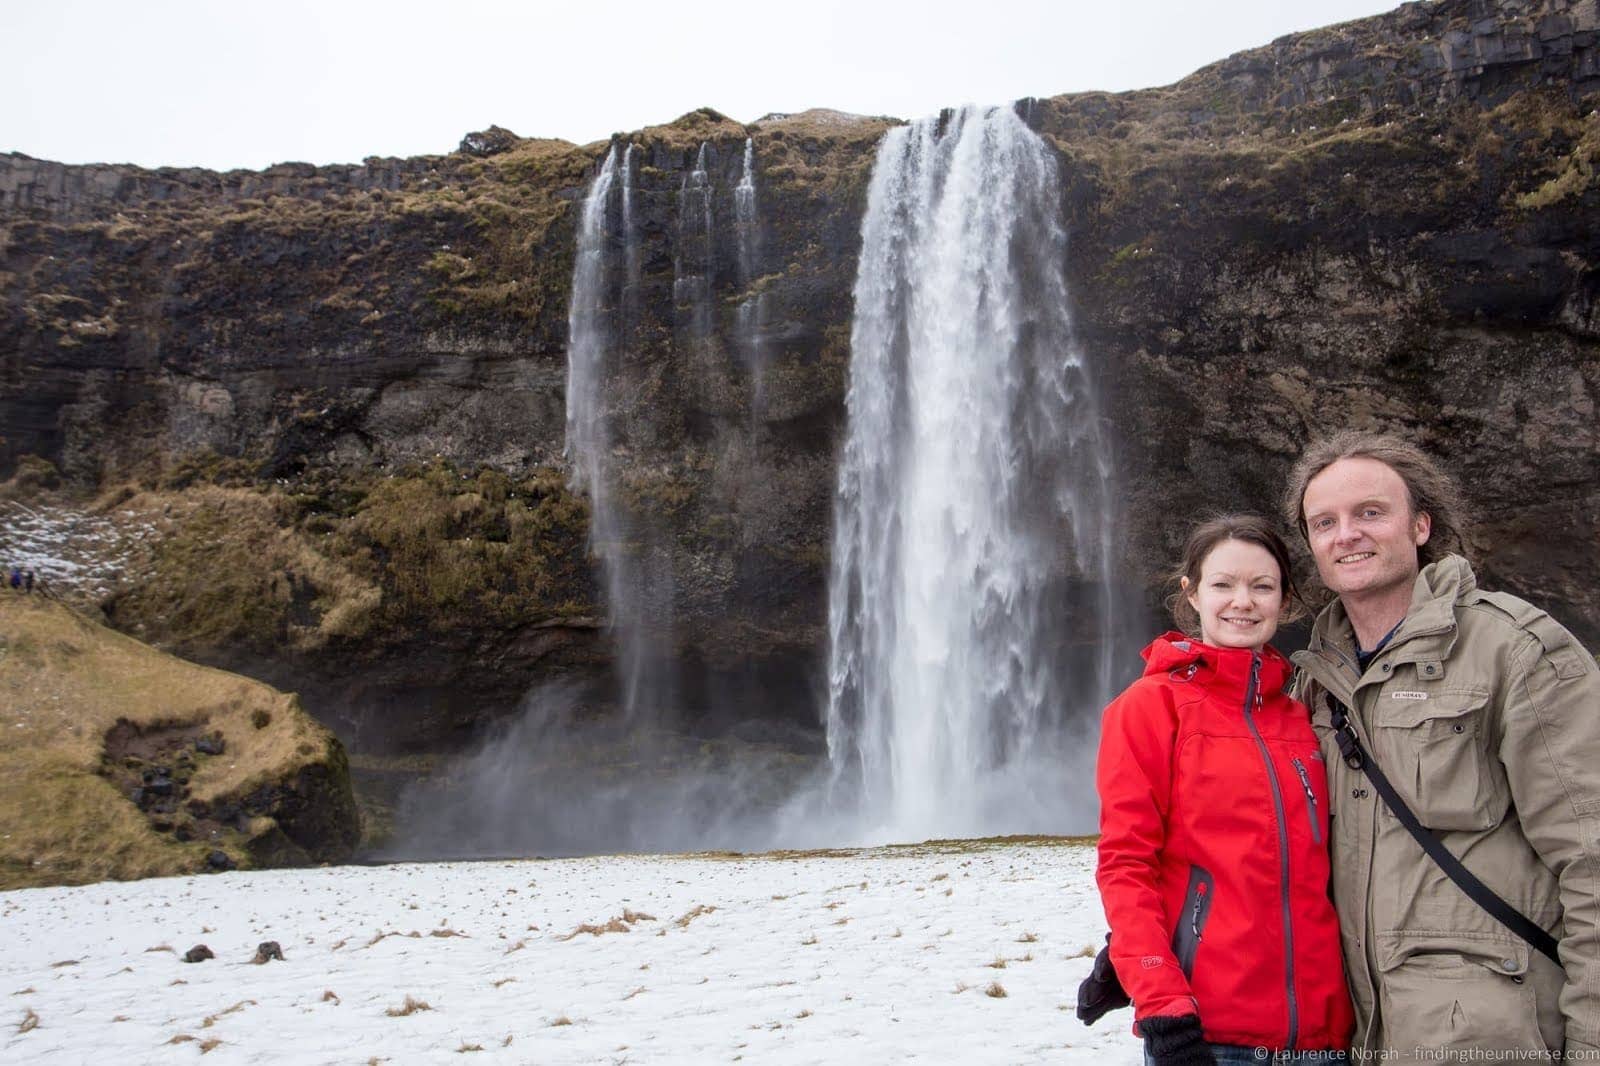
{"left": 1096, "top": 515, "right": 1353, "bottom": 1065}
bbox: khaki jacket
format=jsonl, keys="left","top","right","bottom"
{"left": 1293, "top": 555, "right": 1600, "bottom": 1059}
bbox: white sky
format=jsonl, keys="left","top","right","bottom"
{"left": 7, "top": 0, "right": 1398, "bottom": 172}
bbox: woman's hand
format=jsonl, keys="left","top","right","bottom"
{"left": 1139, "top": 1014, "right": 1216, "bottom": 1066}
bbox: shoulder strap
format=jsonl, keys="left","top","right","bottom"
{"left": 1328, "top": 697, "right": 1561, "bottom": 966}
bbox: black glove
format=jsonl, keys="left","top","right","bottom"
{"left": 1075, "top": 936, "right": 1131, "bottom": 1025}
{"left": 1140, "top": 1014, "right": 1215, "bottom": 1066}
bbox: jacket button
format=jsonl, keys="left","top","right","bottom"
{"left": 1452, "top": 723, "right": 1465, "bottom": 734}
{"left": 1503, "top": 959, "right": 1517, "bottom": 970}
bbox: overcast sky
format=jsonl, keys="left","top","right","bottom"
{"left": 7, "top": 0, "right": 1399, "bottom": 172}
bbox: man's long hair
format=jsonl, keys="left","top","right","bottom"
{"left": 1281, "top": 430, "right": 1469, "bottom": 568}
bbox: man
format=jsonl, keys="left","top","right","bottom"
{"left": 1285, "top": 430, "right": 1599, "bottom": 1060}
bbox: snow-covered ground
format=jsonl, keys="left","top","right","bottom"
{"left": 0, "top": 499, "right": 154, "bottom": 600}
{"left": 3, "top": 839, "right": 1139, "bottom": 1064}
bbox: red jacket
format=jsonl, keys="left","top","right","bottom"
{"left": 1096, "top": 634, "right": 1354, "bottom": 1050}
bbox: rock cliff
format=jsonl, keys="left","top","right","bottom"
{"left": 2, "top": 0, "right": 1596, "bottom": 755}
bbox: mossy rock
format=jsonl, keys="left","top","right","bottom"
{"left": 0, "top": 595, "right": 359, "bottom": 888}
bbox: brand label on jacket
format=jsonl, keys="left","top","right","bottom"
{"left": 1390, "top": 691, "right": 1428, "bottom": 701}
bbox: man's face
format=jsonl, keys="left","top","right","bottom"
{"left": 1302, "top": 456, "right": 1432, "bottom": 603}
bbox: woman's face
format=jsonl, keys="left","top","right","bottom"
{"left": 1184, "top": 539, "right": 1284, "bottom": 651}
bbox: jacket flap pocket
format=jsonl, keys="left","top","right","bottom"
{"left": 1377, "top": 933, "right": 1528, "bottom": 975}
{"left": 1376, "top": 688, "right": 1489, "bottom": 729}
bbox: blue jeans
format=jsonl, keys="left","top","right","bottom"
{"left": 1145, "top": 1047, "right": 1348, "bottom": 1065}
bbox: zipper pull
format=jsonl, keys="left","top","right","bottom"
{"left": 1292, "top": 758, "right": 1317, "bottom": 808}
{"left": 1192, "top": 882, "right": 1208, "bottom": 939}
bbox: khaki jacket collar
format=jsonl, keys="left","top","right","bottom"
{"left": 1302, "top": 554, "right": 1476, "bottom": 690}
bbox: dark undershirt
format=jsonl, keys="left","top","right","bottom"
{"left": 1354, "top": 619, "right": 1404, "bottom": 673}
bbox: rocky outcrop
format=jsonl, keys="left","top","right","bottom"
{"left": 0, "top": 595, "right": 359, "bottom": 889}
{"left": 2, "top": 0, "right": 1596, "bottom": 758}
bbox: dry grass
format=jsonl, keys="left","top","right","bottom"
{"left": 491, "top": 978, "right": 516, "bottom": 989}
{"left": 672, "top": 902, "right": 716, "bottom": 928}
{"left": 623, "top": 986, "right": 647, "bottom": 1001}
{"left": 556, "top": 910, "right": 654, "bottom": 941}
{"left": 984, "top": 982, "right": 1008, "bottom": 999}
{"left": 456, "top": 1043, "right": 484, "bottom": 1053}
{"left": 384, "top": 996, "right": 432, "bottom": 1017}
{"left": 1074, "top": 943, "right": 1097, "bottom": 958}
{"left": 796, "top": 1008, "right": 813, "bottom": 1019}
{"left": 548, "top": 1015, "right": 573, "bottom": 1027}
{"left": 0, "top": 596, "right": 344, "bottom": 889}
{"left": 800, "top": 933, "right": 819, "bottom": 946}
{"left": 200, "top": 1039, "right": 222, "bottom": 1054}
{"left": 201, "top": 1000, "right": 255, "bottom": 1027}
{"left": 1016, "top": 931, "right": 1038, "bottom": 943}
{"left": 19, "top": 1008, "right": 39, "bottom": 1033}
{"left": 987, "top": 956, "right": 1008, "bottom": 969}
{"left": 321, "top": 990, "right": 340, "bottom": 1003}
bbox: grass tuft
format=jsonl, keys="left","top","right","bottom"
{"left": 384, "top": 996, "right": 432, "bottom": 1017}
{"left": 984, "top": 981, "right": 1008, "bottom": 999}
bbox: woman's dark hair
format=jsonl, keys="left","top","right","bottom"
{"left": 1167, "top": 514, "right": 1302, "bottom": 636}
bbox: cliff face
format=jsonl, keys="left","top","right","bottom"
{"left": 2, "top": 0, "right": 1597, "bottom": 752}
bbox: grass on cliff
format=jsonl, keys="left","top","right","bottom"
{"left": 99, "top": 463, "right": 594, "bottom": 657}
{"left": 0, "top": 594, "right": 341, "bottom": 889}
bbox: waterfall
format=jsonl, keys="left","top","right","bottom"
{"left": 733, "top": 137, "right": 768, "bottom": 403}
{"left": 621, "top": 143, "right": 641, "bottom": 297}
{"left": 822, "top": 105, "right": 1120, "bottom": 840}
{"left": 564, "top": 146, "right": 618, "bottom": 511}
{"left": 564, "top": 144, "right": 672, "bottom": 722}
{"left": 673, "top": 142, "right": 715, "bottom": 345}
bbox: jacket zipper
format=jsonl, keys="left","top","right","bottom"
{"left": 1242, "top": 651, "right": 1299, "bottom": 1048}
{"left": 1171, "top": 864, "right": 1215, "bottom": 979}
{"left": 1291, "top": 757, "right": 1322, "bottom": 845}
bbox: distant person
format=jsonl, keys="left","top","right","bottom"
{"left": 1095, "top": 515, "right": 1352, "bottom": 1065}
{"left": 23, "top": 570, "right": 34, "bottom": 593}
{"left": 7, "top": 566, "right": 19, "bottom": 591}
{"left": 1286, "top": 431, "right": 1600, "bottom": 1059}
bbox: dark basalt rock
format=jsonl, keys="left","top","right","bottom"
{"left": 205, "top": 850, "right": 235, "bottom": 872}
{"left": 182, "top": 944, "right": 214, "bottom": 963}
{"left": 458, "top": 125, "right": 521, "bottom": 157}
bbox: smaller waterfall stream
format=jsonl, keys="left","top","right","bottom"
{"left": 673, "top": 142, "right": 715, "bottom": 346}
{"left": 732, "top": 137, "right": 768, "bottom": 409}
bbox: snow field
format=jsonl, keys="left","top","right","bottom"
{"left": 3, "top": 840, "right": 1140, "bottom": 1064}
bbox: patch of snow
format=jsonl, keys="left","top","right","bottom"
{"left": 1, "top": 841, "right": 1137, "bottom": 1063}
{"left": 0, "top": 501, "right": 154, "bottom": 601}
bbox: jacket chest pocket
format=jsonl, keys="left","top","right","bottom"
{"left": 1374, "top": 687, "right": 1509, "bottom": 832}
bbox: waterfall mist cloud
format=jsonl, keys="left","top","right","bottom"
{"left": 8, "top": 0, "right": 1398, "bottom": 171}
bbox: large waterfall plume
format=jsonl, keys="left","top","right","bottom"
{"left": 822, "top": 105, "right": 1121, "bottom": 841}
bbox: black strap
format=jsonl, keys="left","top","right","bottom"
{"left": 1329, "top": 697, "right": 1561, "bottom": 966}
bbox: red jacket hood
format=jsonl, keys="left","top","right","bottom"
{"left": 1140, "top": 631, "right": 1292, "bottom": 697}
